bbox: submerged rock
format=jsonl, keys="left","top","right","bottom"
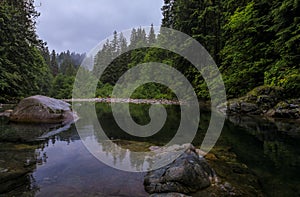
{"left": 0, "top": 110, "right": 13, "bottom": 117}
{"left": 144, "top": 145, "right": 215, "bottom": 195}
{"left": 10, "top": 95, "right": 77, "bottom": 124}
{"left": 0, "top": 143, "right": 38, "bottom": 194}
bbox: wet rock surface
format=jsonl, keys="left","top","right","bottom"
{"left": 10, "top": 95, "right": 77, "bottom": 124}
{"left": 144, "top": 144, "right": 264, "bottom": 197}
{"left": 144, "top": 145, "right": 215, "bottom": 195}
{"left": 218, "top": 86, "right": 300, "bottom": 119}
{"left": 266, "top": 99, "right": 300, "bottom": 119}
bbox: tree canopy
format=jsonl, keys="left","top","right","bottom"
{"left": 0, "top": 0, "right": 51, "bottom": 102}
{"left": 0, "top": 0, "right": 298, "bottom": 101}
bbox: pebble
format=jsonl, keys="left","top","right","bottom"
{"left": 289, "top": 104, "right": 299, "bottom": 109}
{"left": 224, "top": 182, "right": 233, "bottom": 190}
{"left": 0, "top": 168, "right": 9, "bottom": 173}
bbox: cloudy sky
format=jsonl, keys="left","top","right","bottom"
{"left": 35, "top": 0, "right": 164, "bottom": 54}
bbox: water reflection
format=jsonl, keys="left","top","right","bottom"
{"left": 0, "top": 116, "right": 74, "bottom": 195}
{"left": 32, "top": 124, "right": 147, "bottom": 197}
{"left": 0, "top": 103, "right": 299, "bottom": 196}
{"left": 225, "top": 114, "right": 300, "bottom": 167}
{"left": 0, "top": 116, "right": 73, "bottom": 142}
{"left": 1, "top": 122, "right": 148, "bottom": 196}
{"left": 223, "top": 114, "right": 300, "bottom": 197}
{"left": 75, "top": 102, "right": 190, "bottom": 172}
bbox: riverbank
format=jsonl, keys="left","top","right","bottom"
{"left": 217, "top": 85, "right": 300, "bottom": 119}
{"left": 63, "top": 98, "right": 184, "bottom": 105}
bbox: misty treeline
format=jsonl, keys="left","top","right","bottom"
{"left": 42, "top": 49, "right": 85, "bottom": 99}
{"left": 0, "top": 0, "right": 299, "bottom": 102}
{"left": 0, "top": 0, "right": 85, "bottom": 101}
{"left": 92, "top": 25, "right": 177, "bottom": 99}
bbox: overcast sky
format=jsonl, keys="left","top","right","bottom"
{"left": 35, "top": 0, "right": 164, "bottom": 54}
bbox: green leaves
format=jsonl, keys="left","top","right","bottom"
{"left": 160, "top": 0, "right": 299, "bottom": 99}
{"left": 0, "top": 0, "right": 50, "bottom": 102}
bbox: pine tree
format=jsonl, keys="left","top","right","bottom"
{"left": 50, "top": 50, "right": 59, "bottom": 76}
{"left": 0, "top": 0, "right": 51, "bottom": 101}
{"left": 148, "top": 24, "right": 156, "bottom": 45}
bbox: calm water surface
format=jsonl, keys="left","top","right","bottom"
{"left": 0, "top": 103, "right": 299, "bottom": 196}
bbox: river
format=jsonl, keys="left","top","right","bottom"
{"left": 0, "top": 102, "right": 299, "bottom": 196}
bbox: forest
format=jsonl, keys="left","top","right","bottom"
{"left": 0, "top": 0, "right": 299, "bottom": 102}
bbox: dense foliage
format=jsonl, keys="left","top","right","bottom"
{"left": 0, "top": 0, "right": 86, "bottom": 101}
{"left": 161, "top": 0, "right": 300, "bottom": 99}
{"left": 94, "top": 0, "right": 299, "bottom": 100}
{"left": 93, "top": 25, "right": 176, "bottom": 99}
{"left": 0, "top": 0, "right": 298, "bottom": 102}
{"left": 0, "top": 0, "right": 51, "bottom": 102}
{"left": 47, "top": 50, "right": 85, "bottom": 99}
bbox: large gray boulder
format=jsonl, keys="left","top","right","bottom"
{"left": 144, "top": 145, "right": 215, "bottom": 195}
{"left": 10, "top": 95, "right": 77, "bottom": 124}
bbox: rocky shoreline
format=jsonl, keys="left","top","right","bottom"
{"left": 217, "top": 85, "right": 300, "bottom": 119}
{"left": 63, "top": 98, "right": 183, "bottom": 105}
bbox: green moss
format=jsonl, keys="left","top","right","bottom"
{"left": 246, "top": 85, "right": 283, "bottom": 98}
{"left": 275, "top": 101, "right": 289, "bottom": 109}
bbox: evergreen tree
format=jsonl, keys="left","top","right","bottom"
{"left": 148, "top": 24, "right": 156, "bottom": 45}
{"left": 159, "top": 0, "right": 299, "bottom": 99}
{"left": 129, "top": 28, "right": 138, "bottom": 49}
{"left": 50, "top": 50, "right": 59, "bottom": 76}
{"left": 0, "top": 0, "right": 51, "bottom": 101}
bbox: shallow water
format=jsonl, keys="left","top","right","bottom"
{"left": 0, "top": 103, "right": 299, "bottom": 196}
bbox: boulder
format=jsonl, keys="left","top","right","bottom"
{"left": 9, "top": 95, "right": 77, "bottom": 124}
{"left": 240, "top": 102, "right": 259, "bottom": 113}
{"left": 217, "top": 86, "right": 300, "bottom": 119}
{"left": 144, "top": 145, "right": 215, "bottom": 195}
{"left": 150, "top": 193, "right": 191, "bottom": 197}
{"left": 218, "top": 100, "right": 260, "bottom": 115}
{"left": 269, "top": 100, "right": 300, "bottom": 119}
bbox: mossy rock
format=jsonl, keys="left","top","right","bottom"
{"left": 246, "top": 85, "right": 284, "bottom": 99}
{"left": 218, "top": 86, "right": 287, "bottom": 116}
{"left": 275, "top": 101, "right": 289, "bottom": 109}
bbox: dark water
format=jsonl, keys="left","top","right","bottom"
{"left": 0, "top": 103, "right": 299, "bottom": 196}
